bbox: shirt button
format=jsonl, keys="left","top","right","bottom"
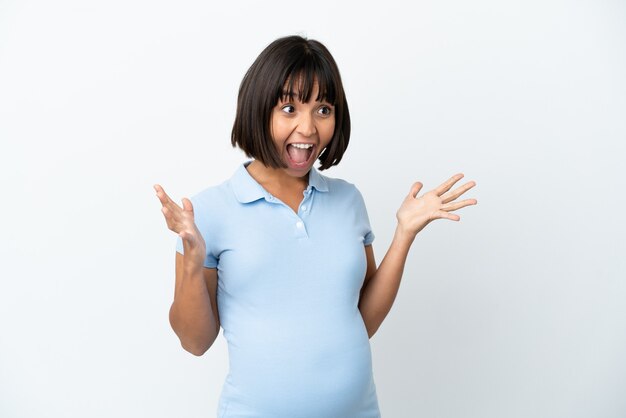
{"left": 301, "top": 205, "right": 307, "bottom": 211}
{"left": 296, "top": 221, "right": 303, "bottom": 228}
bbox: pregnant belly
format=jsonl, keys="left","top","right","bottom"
{"left": 220, "top": 313, "right": 376, "bottom": 417}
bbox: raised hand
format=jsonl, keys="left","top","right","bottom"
{"left": 154, "top": 184, "right": 206, "bottom": 267}
{"left": 396, "top": 173, "right": 477, "bottom": 238}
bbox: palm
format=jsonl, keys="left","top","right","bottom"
{"left": 396, "top": 173, "right": 477, "bottom": 236}
{"left": 154, "top": 184, "right": 206, "bottom": 260}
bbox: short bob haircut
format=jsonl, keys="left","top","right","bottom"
{"left": 231, "top": 35, "right": 350, "bottom": 171}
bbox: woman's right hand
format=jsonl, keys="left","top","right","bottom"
{"left": 154, "top": 184, "right": 207, "bottom": 268}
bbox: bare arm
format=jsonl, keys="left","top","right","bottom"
{"left": 358, "top": 174, "right": 478, "bottom": 339}
{"left": 358, "top": 229, "right": 413, "bottom": 339}
{"left": 170, "top": 252, "right": 220, "bottom": 356}
{"left": 154, "top": 184, "right": 220, "bottom": 356}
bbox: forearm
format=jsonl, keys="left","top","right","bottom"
{"left": 169, "top": 264, "right": 218, "bottom": 356}
{"left": 358, "top": 225, "right": 415, "bottom": 338}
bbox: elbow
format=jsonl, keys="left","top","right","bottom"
{"left": 182, "top": 341, "right": 211, "bottom": 356}
{"left": 366, "top": 326, "right": 376, "bottom": 339}
{"left": 363, "top": 318, "right": 381, "bottom": 339}
{"left": 169, "top": 308, "right": 217, "bottom": 356}
{"left": 359, "top": 308, "right": 379, "bottom": 339}
{"left": 179, "top": 334, "right": 217, "bottom": 357}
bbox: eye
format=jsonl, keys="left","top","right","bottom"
{"left": 318, "top": 105, "right": 333, "bottom": 116}
{"left": 281, "top": 105, "right": 295, "bottom": 114}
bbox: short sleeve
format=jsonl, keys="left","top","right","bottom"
{"left": 353, "top": 185, "right": 375, "bottom": 246}
{"left": 173, "top": 195, "right": 219, "bottom": 269}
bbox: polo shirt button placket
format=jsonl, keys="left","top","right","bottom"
{"left": 297, "top": 189, "right": 310, "bottom": 237}
{"left": 300, "top": 188, "right": 312, "bottom": 215}
{"left": 294, "top": 218, "right": 308, "bottom": 239}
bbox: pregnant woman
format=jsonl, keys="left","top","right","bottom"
{"left": 154, "top": 35, "right": 478, "bottom": 418}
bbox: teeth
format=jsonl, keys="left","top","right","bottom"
{"left": 290, "top": 143, "right": 313, "bottom": 149}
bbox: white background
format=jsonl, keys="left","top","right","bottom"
{"left": 1, "top": 0, "right": 625, "bottom": 417}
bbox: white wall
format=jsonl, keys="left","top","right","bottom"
{"left": 1, "top": 0, "right": 625, "bottom": 417}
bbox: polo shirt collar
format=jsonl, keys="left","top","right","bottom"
{"left": 231, "top": 160, "right": 329, "bottom": 204}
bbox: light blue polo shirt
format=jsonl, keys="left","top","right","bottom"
{"left": 175, "top": 160, "right": 380, "bottom": 418}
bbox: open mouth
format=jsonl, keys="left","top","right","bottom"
{"left": 286, "top": 143, "right": 316, "bottom": 167}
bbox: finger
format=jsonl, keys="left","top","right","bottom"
{"left": 158, "top": 194, "right": 186, "bottom": 231}
{"left": 181, "top": 197, "right": 194, "bottom": 214}
{"left": 408, "top": 181, "right": 423, "bottom": 198}
{"left": 155, "top": 188, "right": 184, "bottom": 216}
{"left": 439, "top": 210, "right": 461, "bottom": 221}
{"left": 160, "top": 205, "right": 175, "bottom": 229}
{"left": 154, "top": 184, "right": 176, "bottom": 206}
{"left": 441, "top": 198, "right": 478, "bottom": 212}
{"left": 154, "top": 184, "right": 166, "bottom": 199}
{"left": 435, "top": 173, "right": 464, "bottom": 197}
{"left": 441, "top": 181, "right": 477, "bottom": 204}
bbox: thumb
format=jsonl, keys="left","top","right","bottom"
{"left": 181, "top": 197, "right": 194, "bottom": 214}
{"left": 408, "top": 181, "right": 423, "bottom": 198}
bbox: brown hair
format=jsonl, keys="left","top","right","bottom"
{"left": 231, "top": 35, "right": 350, "bottom": 170}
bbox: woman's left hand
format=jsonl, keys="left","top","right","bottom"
{"left": 396, "top": 173, "right": 478, "bottom": 238}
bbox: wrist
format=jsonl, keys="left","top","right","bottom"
{"left": 182, "top": 250, "right": 206, "bottom": 275}
{"left": 393, "top": 224, "right": 417, "bottom": 246}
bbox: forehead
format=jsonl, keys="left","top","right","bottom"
{"left": 281, "top": 83, "right": 320, "bottom": 100}
{"left": 279, "top": 75, "right": 330, "bottom": 103}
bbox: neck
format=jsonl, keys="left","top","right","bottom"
{"left": 246, "top": 160, "right": 310, "bottom": 191}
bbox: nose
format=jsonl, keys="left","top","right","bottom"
{"left": 296, "top": 112, "right": 316, "bottom": 137}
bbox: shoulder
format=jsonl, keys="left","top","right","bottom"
{"left": 318, "top": 172, "right": 366, "bottom": 201}
{"left": 315, "top": 172, "right": 372, "bottom": 217}
{"left": 189, "top": 180, "right": 229, "bottom": 205}
{"left": 184, "top": 179, "right": 234, "bottom": 225}
{"left": 318, "top": 171, "right": 358, "bottom": 193}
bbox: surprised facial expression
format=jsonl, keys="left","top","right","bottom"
{"left": 270, "top": 80, "right": 335, "bottom": 176}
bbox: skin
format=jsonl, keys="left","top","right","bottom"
{"left": 154, "top": 185, "right": 218, "bottom": 355}
{"left": 358, "top": 174, "right": 477, "bottom": 337}
{"left": 245, "top": 80, "right": 335, "bottom": 210}
{"left": 154, "top": 78, "right": 478, "bottom": 353}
